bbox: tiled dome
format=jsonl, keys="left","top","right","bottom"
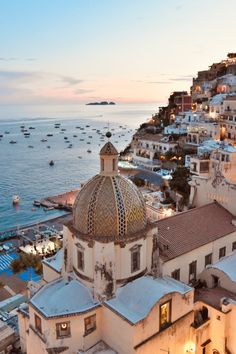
{"left": 73, "top": 174, "right": 147, "bottom": 241}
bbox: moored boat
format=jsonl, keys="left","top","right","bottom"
{"left": 12, "top": 195, "right": 20, "bottom": 204}
{"left": 33, "top": 200, "right": 41, "bottom": 207}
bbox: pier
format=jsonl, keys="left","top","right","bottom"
{"left": 39, "top": 189, "right": 80, "bottom": 211}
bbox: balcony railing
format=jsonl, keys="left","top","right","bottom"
{"left": 191, "top": 317, "right": 210, "bottom": 329}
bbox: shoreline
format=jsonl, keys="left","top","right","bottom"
{"left": 0, "top": 212, "right": 71, "bottom": 236}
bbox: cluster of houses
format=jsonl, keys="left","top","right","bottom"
{"left": 2, "top": 53, "right": 236, "bottom": 354}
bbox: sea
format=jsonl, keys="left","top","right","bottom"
{"left": 0, "top": 103, "right": 158, "bottom": 232}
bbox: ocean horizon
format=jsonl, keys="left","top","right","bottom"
{"left": 0, "top": 102, "right": 159, "bottom": 231}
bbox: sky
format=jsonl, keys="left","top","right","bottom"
{"left": 1, "top": 0, "right": 236, "bottom": 112}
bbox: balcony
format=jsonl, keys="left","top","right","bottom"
{"left": 191, "top": 307, "right": 210, "bottom": 329}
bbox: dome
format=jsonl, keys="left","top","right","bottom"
{"left": 73, "top": 174, "right": 147, "bottom": 241}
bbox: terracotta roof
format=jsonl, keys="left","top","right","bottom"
{"left": 100, "top": 141, "right": 118, "bottom": 155}
{"left": 157, "top": 202, "right": 236, "bottom": 261}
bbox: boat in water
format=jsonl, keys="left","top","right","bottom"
{"left": 12, "top": 195, "right": 20, "bottom": 204}
{"left": 49, "top": 160, "right": 55, "bottom": 166}
{"left": 33, "top": 200, "right": 41, "bottom": 207}
{"left": 44, "top": 206, "right": 54, "bottom": 211}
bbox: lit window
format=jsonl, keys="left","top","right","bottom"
{"left": 56, "top": 322, "right": 71, "bottom": 338}
{"left": 205, "top": 253, "right": 212, "bottom": 267}
{"left": 35, "top": 314, "right": 42, "bottom": 334}
{"left": 77, "top": 249, "right": 84, "bottom": 271}
{"left": 84, "top": 314, "right": 96, "bottom": 335}
{"left": 160, "top": 301, "right": 171, "bottom": 329}
{"left": 219, "top": 247, "right": 226, "bottom": 259}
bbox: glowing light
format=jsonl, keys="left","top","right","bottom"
{"left": 184, "top": 342, "right": 196, "bottom": 353}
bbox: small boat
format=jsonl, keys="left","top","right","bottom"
{"left": 61, "top": 128, "right": 66, "bottom": 131}
{"left": 44, "top": 206, "right": 54, "bottom": 211}
{"left": 86, "top": 125, "right": 90, "bottom": 128}
{"left": 29, "top": 126, "right": 35, "bottom": 129}
{"left": 33, "top": 200, "right": 41, "bottom": 207}
{"left": 20, "top": 125, "right": 25, "bottom": 128}
{"left": 9, "top": 140, "right": 17, "bottom": 144}
{"left": 24, "top": 132, "right": 30, "bottom": 136}
{"left": 49, "top": 160, "right": 54, "bottom": 166}
{"left": 41, "top": 139, "right": 47, "bottom": 142}
{"left": 47, "top": 146, "right": 51, "bottom": 149}
{"left": 47, "top": 134, "right": 53, "bottom": 137}
{"left": 64, "top": 137, "right": 68, "bottom": 140}
{"left": 73, "top": 135, "right": 77, "bottom": 137}
{"left": 78, "top": 156, "right": 82, "bottom": 159}
{"left": 4, "top": 131, "right": 10, "bottom": 134}
{"left": 0, "top": 134, "right": 3, "bottom": 138}
{"left": 24, "top": 135, "right": 30, "bottom": 138}
{"left": 12, "top": 195, "right": 20, "bottom": 204}
{"left": 28, "top": 145, "right": 34, "bottom": 148}
{"left": 87, "top": 149, "right": 92, "bottom": 153}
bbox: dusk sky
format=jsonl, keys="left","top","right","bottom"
{"left": 1, "top": 0, "right": 236, "bottom": 109}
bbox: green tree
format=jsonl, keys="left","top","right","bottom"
{"left": 169, "top": 167, "right": 190, "bottom": 205}
{"left": 11, "top": 253, "right": 43, "bottom": 275}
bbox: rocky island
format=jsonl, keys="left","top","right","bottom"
{"left": 86, "top": 101, "right": 116, "bottom": 105}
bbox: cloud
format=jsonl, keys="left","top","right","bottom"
{"left": 0, "top": 70, "right": 41, "bottom": 81}
{"left": 61, "top": 76, "right": 84, "bottom": 86}
{"left": 176, "top": 5, "right": 182, "bottom": 10}
{"left": 74, "top": 88, "right": 94, "bottom": 95}
{"left": 131, "top": 79, "right": 171, "bottom": 84}
{"left": 147, "top": 81, "right": 170, "bottom": 84}
{"left": 0, "top": 57, "right": 37, "bottom": 62}
{"left": 170, "top": 75, "right": 193, "bottom": 82}
{"left": 0, "top": 69, "right": 93, "bottom": 104}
